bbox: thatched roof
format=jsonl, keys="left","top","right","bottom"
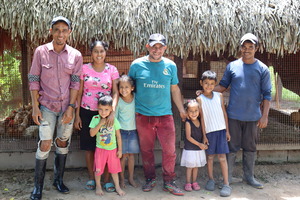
{"left": 1, "top": 0, "right": 300, "bottom": 58}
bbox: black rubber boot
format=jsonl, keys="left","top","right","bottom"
{"left": 30, "top": 159, "right": 47, "bottom": 200}
{"left": 53, "top": 153, "right": 69, "bottom": 194}
{"left": 242, "top": 151, "right": 263, "bottom": 189}
{"left": 226, "top": 152, "right": 236, "bottom": 184}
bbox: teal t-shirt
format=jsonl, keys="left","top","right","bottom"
{"left": 128, "top": 56, "right": 179, "bottom": 116}
{"left": 89, "top": 115, "right": 121, "bottom": 150}
{"left": 115, "top": 94, "right": 136, "bottom": 130}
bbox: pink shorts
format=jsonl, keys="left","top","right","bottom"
{"left": 94, "top": 147, "right": 122, "bottom": 176}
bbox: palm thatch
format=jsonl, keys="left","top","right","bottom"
{"left": 0, "top": 0, "right": 300, "bottom": 59}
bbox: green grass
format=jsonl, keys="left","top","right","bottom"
{"left": 269, "top": 66, "right": 300, "bottom": 102}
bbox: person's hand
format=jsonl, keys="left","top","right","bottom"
{"left": 74, "top": 116, "right": 82, "bottom": 130}
{"left": 117, "top": 150, "right": 122, "bottom": 158}
{"left": 196, "top": 90, "right": 203, "bottom": 96}
{"left": 180, "top": 111, "right": 187, "bottom": 122}
{"left": 100, "top": 117, "right": 107, "bottom": 126}
{"left": 257, "top": 115, "right": 268, "bottom": 128}
{"left": 199, "top": 143, "right": 208, "bottom": 150}
{"left": 106, "top": 111, "right": 115, "bottom": 127}
{"left": 203, "top": 136, "right": 209, "bottom": 145}
{"left": 226, "top": 131, "right": 231, "bottom": 141}
{"left": 62, "top": 107, "right": 73, "bottom": 124}
{"left": 32, "top": 106, "right": 43, "bottom": 125}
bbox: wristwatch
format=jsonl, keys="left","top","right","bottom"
{"left": 68, "top": 104, "right": 76, "bottom": 109}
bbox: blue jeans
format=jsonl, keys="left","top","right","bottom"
{"left": 36, "top": 105, "right": 74, "bottom": 159}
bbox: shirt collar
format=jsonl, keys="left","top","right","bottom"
{"left": 46, "top": 42, "right": 69, "bottom": 53}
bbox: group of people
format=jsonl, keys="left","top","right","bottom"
{"left": 28, "top": 16, "right": 272, "bottom": 200}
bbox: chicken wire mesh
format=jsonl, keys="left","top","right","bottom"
{"left": 0, "top": 47, "right": 299, "bottom": 152}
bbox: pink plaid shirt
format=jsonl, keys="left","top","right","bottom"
{"left": 28, "top": 42, "right": 83, "bottom": 112}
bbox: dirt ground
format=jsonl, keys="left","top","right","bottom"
{"left": 1, "top": 163, "right": 300, "bottom": 200}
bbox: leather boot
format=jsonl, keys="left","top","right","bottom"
{"left": 30, "top": 159, "right": 47, "bottom": 200}
{"left": 53, "top": 153, "right": 69, "bottom": 193}
{"left": 226, "top": 152, "right": 236, "bottom": 184}
{"left": 242, "top": 151, "right": 263, "bottom": 189}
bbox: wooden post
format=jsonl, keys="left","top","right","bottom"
{"left": 275, "top": 72, "right": 282, "bottom": 109}
{"left": 173, "top": 56, "right": 184, "bottom": 143}
{"left": 20, "top": 36, "right": 29, "bottom": 105}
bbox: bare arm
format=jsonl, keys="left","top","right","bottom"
{"left": 74, "top": 80, "right": 84, "bottom": 130}
{"left": 62, "top": 88, "right": 78, "bottom": 124}
{"left": 116, "top": 129, "right": 122, "bottom": 158}
{"left": 30, "top": 90, "right": 42, "bottom": 125}
{"left": 214, "top": 85, "right": 227, "bottom": 93}
{"left": 106, "top": 79, "right": 119, "bottom": 127}
{"left": 220, "top": 93, "right": 230, "bottom": 141}
{"left": 171, "top": 85, "right": 187, "bottom": 121}
{"left": 258, "top": 99, "right": 270, "bottom": 128}
{"left": 90, "top": 118, "right": 106, "bottom": 137}
{"left": 196, "top": 97, "right": 208, "bottom": 145}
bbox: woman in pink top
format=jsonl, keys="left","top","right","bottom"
{"left": 74, "top": 41, "right": 119, "bottom": 191}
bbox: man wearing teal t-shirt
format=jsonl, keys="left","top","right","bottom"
{"left": 128, "top": 33, "right": 186, "bottom": 196}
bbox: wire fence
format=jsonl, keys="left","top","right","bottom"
{"left": 0, "top": 46, "right": 299, "bottom": 152}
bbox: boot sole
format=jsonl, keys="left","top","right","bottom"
{"left": 52, "top": 185, "right": 70, "bottom": 194}
{"left": 243, "top": 180, "right": 264, "bottom": 189}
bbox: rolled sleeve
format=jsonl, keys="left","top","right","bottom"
{"left": 28, "top": 48, "right": 42, "bottom": 91}
{"left": 70, "top": 52, "right": 83, "bottom": 90}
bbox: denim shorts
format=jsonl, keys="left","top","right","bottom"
{"left": 206, "top": 129, "right": 229, "bottom": 155}
{"left": 120, "top": 129, "right": 140, "bottom": 154}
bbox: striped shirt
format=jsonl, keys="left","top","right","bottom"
{"left": 199, "top": 92, "right": 226, "bottom": 133}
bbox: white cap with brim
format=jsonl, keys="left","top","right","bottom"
{"left": 51, "top": 16, "right": 72, "bottom": 30}
{"left": 148, "top": 33, "right": 167, "bottom": 47}
{"left": 240, "top": 33, "right": 258, "bottom": 45}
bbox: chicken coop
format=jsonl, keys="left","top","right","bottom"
{"left": 0, "top": 1, "right": 300, "bottom": 164}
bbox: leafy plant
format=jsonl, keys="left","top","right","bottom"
{"left": 0, "top": 49, "right": 22, "bottom": 119}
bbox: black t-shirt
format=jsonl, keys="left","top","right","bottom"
{"left": 184, "top": 119, "right": 203, "bottom": 150}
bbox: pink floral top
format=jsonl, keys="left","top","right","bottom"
{"left": 80, "top": 63, "right": 119, "bottom": 111}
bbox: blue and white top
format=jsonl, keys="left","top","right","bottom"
{"left": 199, "top": 91, "right": 226, "bottom": 133}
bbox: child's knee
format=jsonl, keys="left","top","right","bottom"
{"left": 207, "top": 154, "right": 215, "bottom": 160}
{"left": 218, "top": 154, "right": 226, "bottom": 162}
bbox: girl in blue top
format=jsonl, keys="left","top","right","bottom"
{"left": 116, "top": 75, "right": 140, "bottom": 188}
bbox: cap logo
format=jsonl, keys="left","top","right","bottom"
{"left": 149, "top": 39, "right": 166, "bottom": 44}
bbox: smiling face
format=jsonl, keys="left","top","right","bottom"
{"left": 187, "top": 103, "right": 200, "bottom": 121}
{"left": 200, "top": 78, "right": 216, "bottom": 94}
{"left": 98, "top": 104, "right": 112, "bottom": 119}
{"left": 91, "top": 44, "right": 106, "bottom": 64}
{"left": 146, "top": 43, "right": 167, "bottom": 62}
{"left": 119, "top": 81, "right": 134, "bottom": 99}
{"left": 240, "top": 41, "right": 258, "bottom": 64}
{"left": 50, "top": 22, "right": 71, "bottom": 47}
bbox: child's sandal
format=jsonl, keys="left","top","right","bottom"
{"left": 192, "top": 182, "right": 201, "bottom": 191}
{"left": 184, "top": 183, "right": 192, "bottom": 191}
